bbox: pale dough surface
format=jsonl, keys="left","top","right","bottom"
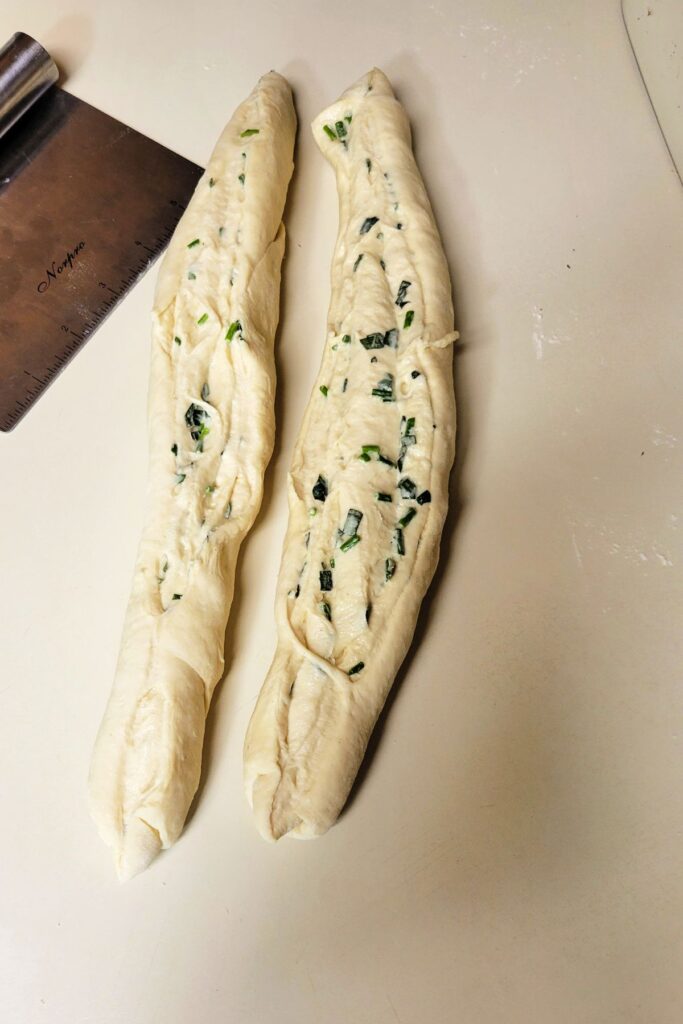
{"left": 244, "top": 68, "right": 457, "bottom": 841}
{"left": 88, "top": 72, "right": 296, "bottom": 879}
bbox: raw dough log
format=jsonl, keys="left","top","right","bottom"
{"left": 89, "top": 72, "right": 295, "bottom": 878}
{"left": 244, "top": 68, "right": 456, "bottom": 841}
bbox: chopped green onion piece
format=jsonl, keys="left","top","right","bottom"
{"left": 319, "top": 569, "right": 333, "bottom": 591}
{"left": 330, "top": 558, "right": 335, "bottom": 568}
{"left": 335, "top": 120, "right": 347, "bottom": 139}
{"left": 205, "top": 483, "right": 216, "bottom": 494}
{"left": 342, "top": 378, "right": 348, "bottom": 393}
{"left": 378, "top": 454, "right": 396, "bottom": 467}
{"left": 376, "top": 492, "right": 392, "bottom": 502}
{"left": 366, "top": 158, "right": 372, "bottom": 171}
{"left": 171, "top": 443, "right": 178, "bottom": 456}
{"left": 308, "top": 507, "right": 317, "bottom": 517}
{"left": 187, "top": 271, "right": 196, "bottom": 280}
{"left": 385, "top": 557, "right": 397, "bottom": 581}
{"left": 395, "top": 280, "right": 411, "bottom": 308}
{"left": 404, "top": 310, "right": 415, "bottom": 329}
{"left": 225, "top": 320, "right": 241, "bottom": 341}
{"left": 384, "top": 328, "right": 398, "bottom": 349}
{"left": 340, "top": 534, "right": 361, "bottom": 552}
{"left": 320, "top": 385, "right": 329, "bottom": 397}
{"left": 320, "top": 601, "right": 332, "bottom": 621}
{"left": 353, "top": 254, "right": 363, "bottom": 272}
{"left": 172, "top": 593, "right": 182, "bottom": 600}
{"left": 323, "top": 124, "right": 337, "bottom": 141}
{"left": 224, "top": 502, "right": 232, "bottom": 518}
{"left": 372, "top": 373, "right": 395, "bottom": 402}
{"left": 362, "top": 444, "right": 381, "bottom": 454}
{"left": 399, "top": 477, "right": 417, "bottom": 499}
{"left": 238, "top": 173, "right": 245, "bottom": 185}
{"left": 185, "top": 403, "right": 211, "bottom": 442}
{"left": 175, "top": 473, "right": 186, "bottom": 485}
{"left": 341, "top": 508, "right": 363, "bottom": 537}
{"left": 359, "top": 452, "right": 371, "bottom": 462}
{"left": 197, "top": 313, "right": 209, "bottom": 325}
{"left": 393, "top": 528, "right": 405, "bottom": 556}
{"left": 360, "top": 216, "right": 379, "bottom": 234}
{"left": 348, "top": 662, "right": 365, "bottom": 676}
{"left": 187, "top": 238, "right": 200, "bottom": 249}
{"left": 360, "top": 333, "right": 384, "bottom": 350}
{"left": 209, "top": 177, "right": 216, "bottom": 187}
{"left": 417, "top": 490, "right": 432, "bottom": 505}
{"left": 312, "top": 475, "right": 328, "bottom": 502}
{"left": 240, "top": 128, "right": 260, "bottom": 137}
{"left": 174, "top": 335, "right": 182, "bottom": 346}
{"left": 345, "top": 114, "right": 352, "bottom": 123}
{"left": 399, "top": 507, "right": 417, "bottom": 528}
{"left": 342, "top": 334, "right": 351, "bottom": 344}
{"left": 411, "top": 369, "right": 420, "bottom": 378}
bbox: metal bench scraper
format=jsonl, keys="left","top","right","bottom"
{"left": 0, "top": 32, "right": 203, "bottom": 431}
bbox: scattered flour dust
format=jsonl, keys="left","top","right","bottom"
{"left": 652, "top": 427, "right": 678, "bottom": 448}
{"left": 567, "top": 512, "right": 676, "bottom": 571}
{"left": 532, "top": 305, "right": 562, "bottom": 360}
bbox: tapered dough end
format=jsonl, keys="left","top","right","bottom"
{"left": 114, "top": 817, "right": 163, "bottom": 882}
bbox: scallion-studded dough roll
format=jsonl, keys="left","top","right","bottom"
{"left": 89, "top": 72, "right": 296, "bottom": 879}
{"left": 244, "top": 68, "right": 456, "bottom": 841}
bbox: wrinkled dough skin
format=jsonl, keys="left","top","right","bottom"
{"left": 244, "top": 69, "right": 456, "bottom": 842}
{"left": 88, "top": 73, "right": 296, "bottom": 879}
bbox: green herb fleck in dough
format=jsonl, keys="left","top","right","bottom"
{"left": 335, "top": 120, "right": 347, "bottom": 139}
{"left": 312, "top": 475, "right": 328, "bottom": 502}
{"left": 393, "top": 528, "right": 405, "bottom": 556}
{"left": 372, "top": 373, "right": 394, "bottom": 402}
{"left": 226, "top": 320, "right": 242, "bottom": 342}
{"left": 399, "top": 477, "right": 417, "bottom": 499}
{"left": 197, "top": 312, "right": 209, "bottom": 325}
{"left": 240, "top": 128, "right": 260, "bottom": 137}
{"left": 378, "top": 454, "right": 396, "bottom": 467}
{"left": 396, "top": 222, "right": 403, "bottom": 230}
{"left": 175, "top": 473, "right": 186, "bottom": 485}
{"left": 185, "top": 402, "right": 210, "bottom": 443}
{"left": 172, "top": 593, "right": 182, "bottom": 601}
{"left": 399, "top": 507, "right": 417, "bottom": 529}
{"left": 385, "top": 557, "right": 396, "bottom": 581}
{"left": 417, "top": 490, "right": 432, "bottom": 505}
{"left": 187, "top": 238, "right": 200, "bottom": 249}
{"left": 205, "top": 483, "right": 216, "bottom": 495}
{"left": 209, "top": 178, "right": 216, "bottom": 187}
{"left": 366, "top": 158, "right": 372, "bottom": 172}
{"left": 174, "top": 336, "right": 182, "bottom": 345}
{"left": 308, "top": 508, "right": 317, "bottom": 517}
{"left": 330, "top": 558, "right": 335, "bottom": 569}
{"left": 345, "top": 114, "right": 352, "bottom": 123}
{"left": 319, "top": 385, "right": 329, "bottom": 397}
{"left": 224, "top": 502, "right": 232, "bottom": 519}
{"left": 348, "top": 662, "right": 365, "bottom": 676}
{"left": 323, "top": 124, "right": 337, "bottom": 141}
{"left": 360, "top": 333, "right": 385, "bottom": 350}
{"left": 411, "top": 369, "right": 420, "bottom": 379}
{"left": 171, "top": 443, "right": 178, "bottom": 456}
{"left": 321, "top": 601, "right": 332, "bottom": 622}
{"left": 238, "top": 173, "right": 245, "bottom": 185}
{"left": 340, "top": 534, "right": 361, "bottom": 553}
{"left": 187, "top": 271, "right": 196, "bottom": 280}
{"left": 358, "top": 452, "right": 371, "bottom": 462}
{"left": 342, "top": 334, "right": 351, "bottom": 344}
{"left": 362, "top": 444, "right": 380, "bottom": 455}
{"left": 353, "top": 254, "right": 364, "bottom": 272}
{"left": 319, "top": 569, "right": 333, "bottom": 592}
{"left": 341, "top": 508, "right": 363, "bottom": 537}
{"left": 376, "top": 492, "right": 393, "bottom": 502}
{"left": 404, "top": 310, "right": 415, "bottom": 329}
{"left": 360, "top": 216, "right": 379, "bottom": 234}
{"left": 365, "top": 603, "right": 372, "bottom": 624}
{"left": 342, "top": 378, "right": 348, "bottom": 393}
{"left": 384, "top": 328, "right": 398, "bottom": 349}
{"left": 395, "top": 280, "right": 411, "bottom": 307}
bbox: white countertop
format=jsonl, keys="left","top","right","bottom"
{"left": 2, "top": 1, "right": 683, "bottom": 1022}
